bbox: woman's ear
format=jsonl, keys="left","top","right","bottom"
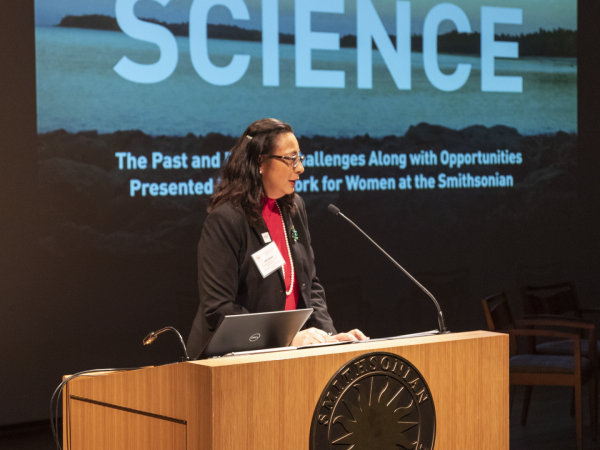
{"left": 258, "top": 155, "right": 267, "bottom": 173}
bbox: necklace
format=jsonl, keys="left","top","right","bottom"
{"left": 275, "top": 201, "right": 294, "bottom": 296}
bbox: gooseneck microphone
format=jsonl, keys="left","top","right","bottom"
{"left": 143, "top": 326, "right": 191, "bottom": 361}
{"left": 327, "top": 204, "right": 449, "bottom": 334}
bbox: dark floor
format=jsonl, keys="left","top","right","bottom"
{"left": 510, "top": 385, "right": 598, "bottom": 450}
{"left": 0, "top": 385, "right": 598, "bottom": 449}
{"left": 0, "top": 420, "right": 60, "bottom": 450}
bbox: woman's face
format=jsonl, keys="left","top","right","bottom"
{"left": 260, "top": 132, "right": 304, "bottom": 199}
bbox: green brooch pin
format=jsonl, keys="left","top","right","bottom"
{"left": 291, "top": 226, "right": 298, "bottom": 242}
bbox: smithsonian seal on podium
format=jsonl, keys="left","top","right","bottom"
{"left": 310, "top": 352, "right": 436, "bottom": 450}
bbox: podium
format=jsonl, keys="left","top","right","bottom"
{"left": 63, "top": 331, "right": 508, "bottom": 449}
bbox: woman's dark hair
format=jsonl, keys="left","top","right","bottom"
{"left": 209, "top": 118, "right": 298, "bottom": 224}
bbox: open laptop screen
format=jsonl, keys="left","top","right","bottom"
{"left": 198, "top": 308, "right": 313, "bottom": 359}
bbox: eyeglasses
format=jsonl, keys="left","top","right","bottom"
{"left": 266, "top": 154, "right": 305, "bottom": 168}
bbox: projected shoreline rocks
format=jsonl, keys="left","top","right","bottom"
{"left": 37, "top": 123, "right": 575, "bottom": 254}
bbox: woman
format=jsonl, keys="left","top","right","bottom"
{"left": 187, "top": 118, "right": 367, "bottom": 359}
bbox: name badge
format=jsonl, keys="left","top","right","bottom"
{"left": 251, "top": 242, "right": 285, "bottom": 278}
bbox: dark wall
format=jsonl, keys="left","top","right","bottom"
{"left": 1, "top": 0, "right": 599, "bottom": 426}
{"left": 1, "top": 2, "right": 41, "bottom": 426}
{"left": 575, "top": 0, "right": 600, "bottom": 335}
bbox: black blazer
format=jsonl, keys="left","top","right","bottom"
{"left": 187, "top": 194, "right": 336, "bottom": 359}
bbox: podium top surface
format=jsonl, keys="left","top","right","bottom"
{"left": 192, "top": 330, "right": 503, "bottom": 368}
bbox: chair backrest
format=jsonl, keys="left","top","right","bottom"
{"left": 520, "top": 282, "right": 581, "bottom": 317}
{"left": 482, "top": 292, "right": 515, "bottom": 332}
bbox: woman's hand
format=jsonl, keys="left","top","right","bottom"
{"left": 331, "top": 329, "right": 369, "bottom": 342}
{"left": 291, "top": 327, "right": 333, "bottom": 346}
{"left": 291, "top": 328, "right": 369, "bottom": 346}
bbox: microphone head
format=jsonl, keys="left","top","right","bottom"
{"left": 143, "top": 332, "right": 157, "bottom": 345}
{"left": 328, "top": 204, "right": 340, "bottom": 215}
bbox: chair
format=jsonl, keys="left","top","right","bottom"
{"left": 521, "top": 281, "right": 600, "bottom": 318}
{"left": 482, "top": 292, "right": 598, "bottom": 450}
{"left": 521, "top": 282, "right": 600, "bottom": 360}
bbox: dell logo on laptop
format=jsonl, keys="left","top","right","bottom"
{"left": 249, "top": 333, "right": 261, "bottom": 342}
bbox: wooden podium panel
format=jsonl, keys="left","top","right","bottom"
{"left": 64, "top": 331, "right": 508, "bottom": 450}
{"left": 67, "top": 397, "right": 186, "bottom": 450}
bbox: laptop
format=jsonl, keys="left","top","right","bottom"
{"left": 197, "top": 308, "right": 314, "bottom": 359}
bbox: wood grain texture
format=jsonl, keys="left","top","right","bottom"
{"left": 64, "top": 331, "right": 508, "bottom": 450}
{"left": 66, "top": 397, "right": 186, "bottom": 450}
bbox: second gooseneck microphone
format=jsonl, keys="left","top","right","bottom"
{"left": 143, "top": 326, "right": 191, "bottom": 361}
{"left": 328, "top": 204, "right": 449, "bottom": 334}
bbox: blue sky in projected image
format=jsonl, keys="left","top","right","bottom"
{"left": 35, "top": 0, "right": 577, "bottom": 35}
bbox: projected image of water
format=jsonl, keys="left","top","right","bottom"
{"left": 35, "top": 27, "right": 576, "bottom": 137}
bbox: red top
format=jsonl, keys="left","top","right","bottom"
{"left": 262, "top": 198, "right": 299, "bottom": 310}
